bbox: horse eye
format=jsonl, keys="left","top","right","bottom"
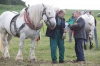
{"left": 48, "top": 12, "right": 50, "bottom": 14}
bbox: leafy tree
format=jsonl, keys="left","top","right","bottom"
{"left": 0, "top": 0, "right": 25, "bottom": 6}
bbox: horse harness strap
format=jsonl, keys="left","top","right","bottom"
{"left": 24, "top": 7, "right": 43, "bottom": 30}
{"left": 10, "top": 14, "right": 25, "bottom": 37}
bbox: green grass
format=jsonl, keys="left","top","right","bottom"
{"left": 0, "top": 4, "right": 25, "bottom": 13}
{"left": 0, "top": 4, "right": 100, "bottom": 66}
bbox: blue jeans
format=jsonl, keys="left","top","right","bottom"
{"left": 94, "top": 27, "right": 99, "bottom": 47}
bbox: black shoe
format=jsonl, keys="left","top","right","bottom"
{"left": 78, "top": 61, "right": 86, "bottom": 64}
{"left": 59, "top": 60, "right": 65, "bottom": 63}
{"left": 52, "top": 61, "right": 57, "bottom": 64}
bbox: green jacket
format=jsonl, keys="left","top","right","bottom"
{"left": 66, "top": 17, "right": 76, "bottom": 25}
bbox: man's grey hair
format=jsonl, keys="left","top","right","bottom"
{"left": 74, "top": 11, "right": 81, "bottom": 15}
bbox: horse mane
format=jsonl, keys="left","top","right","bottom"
{"left": 27, "top": 4, "right": 43, "bottom": 26}
{"left": 19, "top": 4, "right": 55, "bottom": 26}
{"left": 28, "top": 4, "right": 55, "bottom": 26}
{"left": 18, "top": 4, "right": 43, "bottom": 26}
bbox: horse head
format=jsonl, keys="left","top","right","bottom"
{"left": 42, "top": 4, "right": 56, "bottom": 29}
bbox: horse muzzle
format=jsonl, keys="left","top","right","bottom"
{"left": 46, "top": 18, "right": 56, "bottom": 28}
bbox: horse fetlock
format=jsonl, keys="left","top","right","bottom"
{"left": 90, "top": 44, "right": 93, "bottom": 49}
{"left": 28, "top": 58, "right": 37, "bottom": 63}
{"left": 16, "top": 59, "right": 23, "bottom": 63}
{"left": 84, "top": 44, "right": 87, "bottom": 50}
{"left": 4, "top": 52, "right": 10, "bottom": 59}
{"left": 15, "top": 55, "right": 23, "bottom": 61}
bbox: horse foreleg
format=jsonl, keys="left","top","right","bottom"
{"left": 28, "top": 39, "right": 36, "bottom": 62}
{"left": 2, "top": 32, "right": 10, "bottom": 59}
{"left": 89, "top": 37, "right": 93, "bottom": 49}
{"left": 7, "top": 34, "right": 12, "bottom": 44}
{"left": 15, "top": 33, "right": 25, "bottom": 62}
{"left": 83, "top": 41, "right": 87, "bottom": 50}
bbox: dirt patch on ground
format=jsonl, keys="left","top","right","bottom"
{"left": 0, "top": 58, "right": 99, "bottom": 66}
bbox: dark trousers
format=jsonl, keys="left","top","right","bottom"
{"left": 75, "top": 38, "right": 85, "bottom": 61}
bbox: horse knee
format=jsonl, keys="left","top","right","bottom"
{"left": 7, "top": 34, "right": 12, "bottom": 44}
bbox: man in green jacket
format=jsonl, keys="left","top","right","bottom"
{"left": 66, "top": 12, "right": 76, "bottom": 42}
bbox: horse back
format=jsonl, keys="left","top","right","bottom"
{"left": 0, "top": 11, "right": 19, "bottom": 35}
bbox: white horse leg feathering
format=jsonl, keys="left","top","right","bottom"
{"left": 2, "top": 30, "right": 10, "bottom": 59}
{"left": 29, "top": 38, "right": 36, "bottom": 62}
{"left": 0, "top": 33, "right": 4, "bottom": 54}
{"left": 15, "top": 33, "right": 25, "bottom": 61}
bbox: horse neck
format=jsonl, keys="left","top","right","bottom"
{"left": 28, "top": 4, "right": 43, "bottom": 26}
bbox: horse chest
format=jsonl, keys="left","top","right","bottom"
{"left": 22, "top": 28, "right": 40, "bottom": 39}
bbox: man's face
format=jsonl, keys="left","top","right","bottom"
{"left": 73, "top": 13, "right": 77, "bottom": 18}
{"left": 60, "top": 12, "right": 66, "bottom": 18}
{"left": 73, "top": 12, "right": 79, "bottom": 18}
{"left": 72, "top": 14, "right": 74, "bottom": 17}
{"left": 91, "top": 12, "right": 94, "bottom": 15}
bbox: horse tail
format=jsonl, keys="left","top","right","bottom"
{"left": 0, "top": 33, "right": 4, "bottom": 54}
{"left": 0, "top": 16, "right": 4, "bottom": 54}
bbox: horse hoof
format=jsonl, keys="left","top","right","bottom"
{"left": 84, "top": 47, "right": 87, "bottom": 50}
{"left": 16, "top": 59, "right": 23, "bottom": 63}
{"left": 4, "top": 57, "right": 10, "bottom": 60}
{"left": 90, "top": 45, "right": 93, "bottom": 49}
{"left": 29, "top": 59, "right": 37, "bottom": 63}
{"left": 84, "top": 45, "right": 87, "bottom": 50}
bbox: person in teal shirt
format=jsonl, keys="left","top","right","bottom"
{"left": 66, "top": 12, "right": 76, "bottom": 42}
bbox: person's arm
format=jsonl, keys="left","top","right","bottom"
{"left": 70, "top": 18, "right": 85, "bottom": 30}
{"left": 66, "top": 17, "right": 71, "bottom": 23}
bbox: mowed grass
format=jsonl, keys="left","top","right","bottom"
{"left": 0, "top": 5, "right": 100, "bottom": 66}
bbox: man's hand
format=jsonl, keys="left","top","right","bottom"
{"left": 50, "top": 27, "right": 55, "bottom": 30}
{"left": 64, "top": 28, "right": 68, "bottom": 33}
{"left": 74, "top": 22, "right": 78, "bottom": 25}
{"left": 69, "top": 24, "right": 73, "bottom": 27}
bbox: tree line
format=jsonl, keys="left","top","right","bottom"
{"left": 0, "top": 0, "right": 25, "bottom": 6}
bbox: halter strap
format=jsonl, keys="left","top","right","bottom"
{"left": 42, "top": 8, "right": 54, "bottom": 26}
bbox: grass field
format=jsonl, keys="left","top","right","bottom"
{"left": 0, "top": 5, "right": 100, "bottom": 66}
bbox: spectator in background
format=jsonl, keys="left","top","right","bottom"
{"left": 66, "top": 12, "right": 76, "bottom": 42}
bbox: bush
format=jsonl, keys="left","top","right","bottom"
{"left": 0, "top": 4, "right": 25, "bottom": 12}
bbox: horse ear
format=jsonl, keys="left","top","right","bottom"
{"left": 42, "top": 3, "right": 45, "bottom": 8}
{"left": 42, "top": 3, "right": 46, "bottom": 12}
